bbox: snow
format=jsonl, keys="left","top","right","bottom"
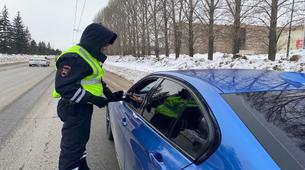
{"left": 3, "top": 51, "right": 304, "bottom": 84}
{"left": 104, "top": 49, "right": 305, "bottom": 83}
{"left": 0, "top": 54, "right": 54, "bottom": 65}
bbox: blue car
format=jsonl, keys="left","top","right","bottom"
{"left": 106, "top": 69, "right": 305, "bottom": 170}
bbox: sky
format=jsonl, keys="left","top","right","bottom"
{"left": 0, "top": 0, "right": 109, "bottom": 50}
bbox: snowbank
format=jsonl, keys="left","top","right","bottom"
{"left": 104, "top": 50, "right": 305, "bottom": 82}
{"left": 0, "top": 54, "right": 55, "bottom": 65}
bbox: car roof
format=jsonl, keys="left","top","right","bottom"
{"left": 155, "top": 69, "right": 305, "bottom": 94}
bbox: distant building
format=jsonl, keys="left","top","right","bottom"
{"left": 277, "top": 25, "right": 305, "bottom": 52}
{"left": 177, "top": 23, "right": 304, "bottom": 55}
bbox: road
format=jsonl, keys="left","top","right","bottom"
{"left": 0, "top": 63, "right": 132, "bottom": 170}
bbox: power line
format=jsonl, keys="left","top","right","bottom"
{"left": 77, "top": 0, "right": 87, "bottom": 31}
{"left": 72, "top": 0, "right": 79, "bottom": 44}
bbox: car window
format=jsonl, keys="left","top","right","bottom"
{"left": 223, "top": 90, "right": 305, "bottom": 170}
{"left": 125, "top": 78, "right": 159, "bottom": 113}
{"left": 143, "top": 79, "right": 210, "bottom": 159}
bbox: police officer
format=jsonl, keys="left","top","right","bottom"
{"left": 53, "top": 23, "right": 123, "bottom": 170}
{"left": 150, "top": 89, "right": 196, "bottom": 133}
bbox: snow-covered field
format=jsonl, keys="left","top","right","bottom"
{"left": 104, "top": 50, "right": 305, "bottom": 82}
{"left": 2, "top": 51, "right": 305, "bottom": 84}
{"left": 0, "top": 54, "right": 53, "bottom": 65}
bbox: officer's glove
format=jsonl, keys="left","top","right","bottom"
{"left": 90, "top": 96, "right": 109, "bottom": 108}
{"left": 113, "top": 90, "right": 124, "bottom": 102}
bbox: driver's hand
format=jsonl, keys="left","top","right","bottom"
{"left": 129, "top": 93, "right": 144, "bottom": 103}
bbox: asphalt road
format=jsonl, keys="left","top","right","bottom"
{"left": 0, "top": 63, "right": 132, "bottom": 170}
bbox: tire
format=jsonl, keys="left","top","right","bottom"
{"left": 106, "top": 107, "right": 113, "bottom": 141}
{"left": 29, "top": 64, "right": 32, "bottom": 67}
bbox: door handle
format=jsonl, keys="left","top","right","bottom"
{"left": 121, "top": 117, "right": 127, "bottom": 126}
{"left": 149, "top": 152, "right": 165, "bottom": 170}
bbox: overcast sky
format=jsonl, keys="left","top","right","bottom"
{"left": 0, "top": 0, "right": 109, "bottom": 50}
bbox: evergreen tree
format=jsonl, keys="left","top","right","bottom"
{"left": 24, "top": 27, "right": 31, "bottom": 53}
{"left": 12, "top": 11, "right": 27, "bottom": 54}
{"left": 29, "top": 40, "right": 37, "bottom": 54}
{"left": 0, "top": 5, "right": 13, "bottom": 54}
{"left": 38, "top": 41, "right": 46, "bottom": 55}
{"left": 47, "top": 42, "right": 51, "bottom": 49}
{"left": 55, "top": 49, "right": 61, "bottom": 55}
{"left": 0, "top": 7, "right": 58, "bottom": 55}
{"left": 47, "top": 42, "right": 51, "bottom": 54}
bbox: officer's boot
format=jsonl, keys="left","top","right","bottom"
{"left": 79, "top": 157, "right": 90, "bottom": 170}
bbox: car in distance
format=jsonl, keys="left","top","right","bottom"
{"left": 106, "top": 69, "right": 305, "bottom": 170}
{"left": 29, "top": 56, "right": 50, "bottom": 67}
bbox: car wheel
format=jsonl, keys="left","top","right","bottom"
{"left": 29, "top": 64, "right": 32, "bottom": 67}
{"left": 106, "top": 107, "right": 113, "bottom": 141}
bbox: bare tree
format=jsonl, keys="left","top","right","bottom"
{"left": 184, "top": 0, "right": 200, "bottom": 57}
{"left": 223, "top": 0, "right": 261, "bottom": 56}
{"left": 163, "top": 0, "right": 170, "bottom": 57}
{"left": 196, "top": 0, "right": 221, "bottom": 60}
{"left": 286, "top": 0, "right": 295, "bottom": 58}
{"left": 253, "top": 0, "right": 304, "bottom": 61}
{"left": 95, "top": 0, "right": 305, "bottom": 59}
{"left": 177, "top": 0, "right": 185, "bottom": 58}
{"left": 285, "top": 0, "right": 305, "bottom": 57}
{"left": 150, "top": 0, "right": 160, "bottom": 60}
{"left": 145, "top": 1, "right": 152, "bottom": 56}
{"left": 170, "top": 0, "right": 185, "bottom": 59}
{"left": 268, "top": 0, "right": 280, "bottom": 61}
{"left": 171, "top": 0, "right": 179, "bottom": 59}
{"left": 139, "top": 1, "right": 147, "bottom": 56}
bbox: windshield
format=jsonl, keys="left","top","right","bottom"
{"left": 222, "top": 90, "right": 305, "bottom": 170}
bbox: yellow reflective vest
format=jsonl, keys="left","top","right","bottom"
{"left": 53, "top": 45, "right": 105, "bottom": 98}
{"left": 155, "top": 96, "right": 197, "bottom": 118}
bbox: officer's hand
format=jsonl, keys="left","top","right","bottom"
{"left": 91, "top": 96, "right": 109, "bottom": 108}
{"left": 113, "top": 90, "right": 124, "bottom": 101}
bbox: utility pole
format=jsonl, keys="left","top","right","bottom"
{"left": 303, "top": 20, "right": 305, "bottom": 49}
{"left": 72, "top": 0, "right": 78, "bottom": 44}
{"left": 286, "top": 0, "right": 295, "bottom": 59}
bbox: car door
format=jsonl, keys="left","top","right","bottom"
{"left": 108, "top": 101, "right": 127, "bottom": 169}
{"left": 109, "top": 78, "right": 158, "bottom": 170}
{"left": 109, "top": 78, "right": 160, "bottom": 169}
{"left": 122, "top": 77, "right": 214, "bottom": 170}
{"left": 144, "top": 77, "right": 221, "bottom": 169}
{"left": 115, "top": 77, "right": 161, "bottom": 170}
{"left": 123, "top": 102, "right": 193, "bottom": 170}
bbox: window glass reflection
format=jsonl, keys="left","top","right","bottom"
{"left": 223, "top": 90, "right": 305, "bottom": 169}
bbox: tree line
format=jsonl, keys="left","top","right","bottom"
{"left": 95, "top": 0, "right": 305, "bottom": 61}
{"left": 0, "top": 5, "right": 60, "bottom": 55}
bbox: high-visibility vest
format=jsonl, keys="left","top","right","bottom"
{"left": 53, "top": 45, "right": 105, "bottom": 98}
{"left": 155, "top": 96, "right": 197, "bottom": 118}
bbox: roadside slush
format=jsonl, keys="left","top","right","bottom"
{"left": 0, "top": 68, "right": 131, "bottom": 170}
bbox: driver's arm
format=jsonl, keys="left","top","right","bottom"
{"left": 128, "top": 93, "right": 144, "bottom": 103}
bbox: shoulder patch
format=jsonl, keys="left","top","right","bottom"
{"left": 61, "top": 65, "right": 71, "bottom": 77}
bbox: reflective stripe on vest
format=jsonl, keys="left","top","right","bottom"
{"left": 53, "top": 45, "right": 105, "bottom": 98}
{"left": 81, "top": 79, "right": 100, "bottom": 84}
